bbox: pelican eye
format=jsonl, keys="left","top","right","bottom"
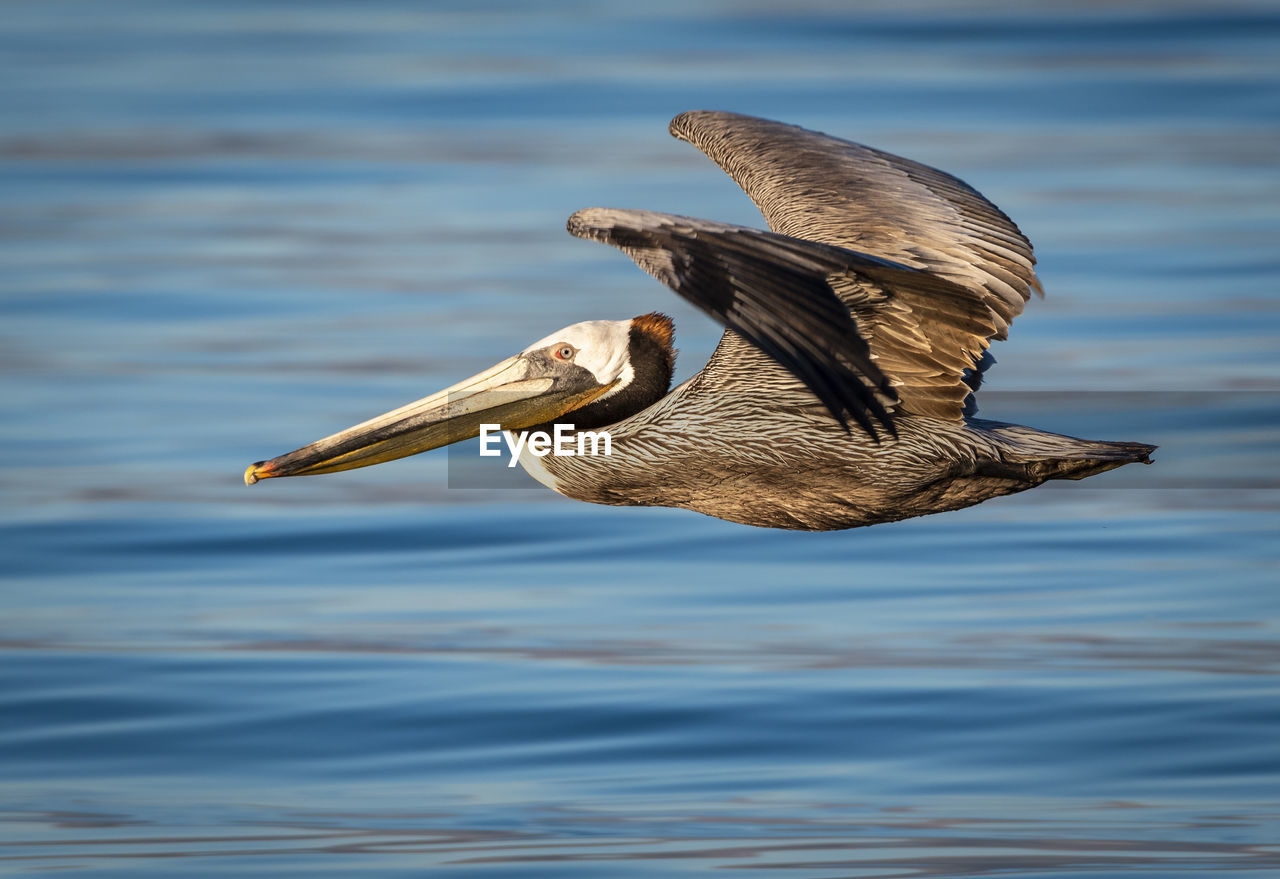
{"left": 553, "top": 344, "right": 576, "bottom": 361}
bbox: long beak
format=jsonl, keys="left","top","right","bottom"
{"left": 244, "top": 355, "right": 613, "bottom": 484}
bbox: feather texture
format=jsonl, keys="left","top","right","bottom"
{"left": 667, "top": 110, "right": 1041, "bottom": 419}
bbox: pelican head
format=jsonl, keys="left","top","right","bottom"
{"left": 244, "top": 312, "right": 674, "bottom": 484}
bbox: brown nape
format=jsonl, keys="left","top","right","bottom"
{"left": 631, "top": 311, "right": 675, "bottom": 352}
{"left": 565, "top": 312, "right": 677, "bottom": 430}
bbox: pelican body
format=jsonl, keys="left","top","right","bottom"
{"left": 246, "top": 112, "right": 1154, "bottom": 531}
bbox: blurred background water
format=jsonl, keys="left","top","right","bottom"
{"left": 2, "top": 1, "right": 1279, "bottom": 876}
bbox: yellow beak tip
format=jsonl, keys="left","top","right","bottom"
{"left": 244, "top": 462, "right": 267, "bottom": 486}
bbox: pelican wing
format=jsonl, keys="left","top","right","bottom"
{"left": 669, "top": 110, "right": 1041, "bottom": 419}
{"left": 568, "top": 208, "right": 993, "bottom": 439}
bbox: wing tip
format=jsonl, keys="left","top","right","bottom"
{"left": 669, "top": 109, "right": 763, "bottom": 144}
{"left": 668, "top": 110, "right": 711, "bottom": 142}
{"left": 566, "top": 207, "right": 613, "bottom": 241}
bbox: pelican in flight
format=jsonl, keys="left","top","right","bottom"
{"left": 245, "top": 111, "right": 1154, "bottom": 530}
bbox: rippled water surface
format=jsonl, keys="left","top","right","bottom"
{"left": 3, "top": 2, "right": 1279, "bottom": 876}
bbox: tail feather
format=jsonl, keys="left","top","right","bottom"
{"left": 972, "top": 419, "right": 1156, "bottom": 483}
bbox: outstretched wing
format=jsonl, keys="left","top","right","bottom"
{"left": 567, "top": 208, "right": 994, "bottom": 440}
{"left": 669, "top": 110, "right": 1042, "bottom": 419}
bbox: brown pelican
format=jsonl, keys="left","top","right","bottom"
{"left": 244, "top": 111, "right": 1154, "bottom": 530}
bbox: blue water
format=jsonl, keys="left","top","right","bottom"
{"left": 2, "top": 2, "right": 1279, "bottom": 876}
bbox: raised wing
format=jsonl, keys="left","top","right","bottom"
{"left": 669, "top": 111, "right": 1042, "bottom": 419}
{"left": 567, "top": 208, "right": 993, "bottom": 440}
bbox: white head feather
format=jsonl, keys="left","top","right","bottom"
{"left": 523, "top": 319, "right": 635, "bottom": 393}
